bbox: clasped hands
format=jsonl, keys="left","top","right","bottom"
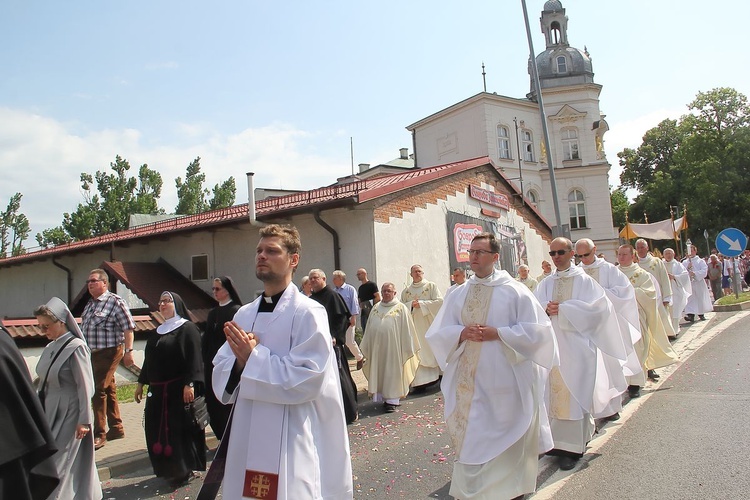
{"left": 545, "top": 300, "right": 559, "bottom": 316}
{"left": 224, "top": 320, "right": 258, "bottom": 369}
{"left": 459, "top": 323, "right": 499, "bottom": 343}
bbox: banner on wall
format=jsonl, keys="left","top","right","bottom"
{"left": 445, "top": 212, "right": 523, "bottom": 275}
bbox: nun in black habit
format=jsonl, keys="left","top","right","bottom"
{"left": 202, "top": 276, "right": 242, "bottom": 440}
{"left": 0, "top": 326, "right": 60, "bottom": 500}
{"left": 135, "top": 291, "right": 206, "bottom": 487}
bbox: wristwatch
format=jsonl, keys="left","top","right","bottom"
{"left": 124, "top": 348, "right": 134, "bottom": 353}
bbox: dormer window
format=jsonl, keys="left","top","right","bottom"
{"left": 556, "top": 55, "right": 567, "bottom": 73}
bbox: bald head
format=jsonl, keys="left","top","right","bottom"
{"left": 574, "top": 238, "right": 597, "bottom": 265}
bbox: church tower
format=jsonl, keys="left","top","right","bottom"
{"left": 531, "top": 0, "right": 594, "bottom": 95}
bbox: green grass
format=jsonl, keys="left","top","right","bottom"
{"left": 117, "top": 383, "right": 139, "bottom": 403}
{"left": 715, "top": 291, "right": 750, "bottom": 306}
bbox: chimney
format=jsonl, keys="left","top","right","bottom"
{"left": 358, "top": 163, "right": 370, "bottom": 173}
{"left": 245, "top": 172, "right": 265, "bottom": 227}
{"left": 399, "top": 147, "right": 409, "bottom": 160}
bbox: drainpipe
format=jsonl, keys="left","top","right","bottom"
{"left": 52, "top": 257, "right": 73, "bottom": 304}
{"left": 246, "top": 172, "right": 267, "bottom": 227}
{"left": 313, "top": 210, "right": 340, "bottom": 270}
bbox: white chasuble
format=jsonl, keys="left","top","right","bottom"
{"left": 212, "top": 284, "right": 353, "bottom": 500}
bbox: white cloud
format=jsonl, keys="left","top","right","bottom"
{"left": 604, "top": 107, "right": 686, "bottom": 188}
{"left": 0, "top": 108, "right": 350, "bottom": 249}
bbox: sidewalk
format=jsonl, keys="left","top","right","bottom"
{"left": 96, "top": 360, "right": 369, "bottom": 480}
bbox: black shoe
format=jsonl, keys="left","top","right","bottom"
{"left": 559, "top": 456, "right": 579, "bottom": 471}
{"left": 383, "top": 403, "right": 397, "bottom": 413}
{"left": 684, "top": 314, "right": 695, "bottom": 322}
{"left": 698, "top": 315, "right": 706, "bottom": 321}
{"left": 647, "top": 369, "right": 660, "bottom": 381}
{"left": 605, "top": 412, "right": 621, "bottom": 421}
{"left": 628, "top": 385, "right": 641, "bottom": 398}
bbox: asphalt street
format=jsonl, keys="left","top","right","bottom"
{"left": 101, "top": 311, "right": 750, "bottom": 499}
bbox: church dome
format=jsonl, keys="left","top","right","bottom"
{"left": 536, "top": 46, "right": 592, "bottom": 77}
{"left": 543, "top": 0, "right": 564, "bottom": 12}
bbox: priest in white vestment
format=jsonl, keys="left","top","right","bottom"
{"left": 212, "top": 225, "right": 353, "bottom": 500}
{"left": 360, "top": 283, "right": 421, "bottom": 413}
{"left": 401, "top": 265, "right": 443, "bottom": 389}
{"left": 576, "top": 238, "right": 642, "bottom": 420}
{"left": 537, "top": 260, "right": 552, "bottom": 282}
{"left": 516, "top": 264, "right": 539, "bottom": 292}
{"left": 682, "top": 244, "right": 713, "bottom": 321}
{"left": 535, "top": 238, "right": 627, "bottom": 471}
{"left": 444, "top": 268, "right": 466, "bottom": 299}
{"left": 663, "top": 248, "right": 692, "bottom": 334}
{"left": 617, "top": 244, "right": 679, "bottom": 398}
{"left": 426, "top": 232, "right": 557, "bottom": 499}
{"left": 635, "top": 239, "right": 677, "bottom": 344}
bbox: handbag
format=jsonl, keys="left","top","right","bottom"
{"left": 185, "top": 395, "right": 210, "bottom": 430}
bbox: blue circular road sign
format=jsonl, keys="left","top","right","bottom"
{"left": 715, "top": 228, "right": 748, "bottom": 257}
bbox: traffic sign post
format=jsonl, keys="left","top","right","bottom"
{"left": 715, "top": 228, "right": 748, "bottom": 298}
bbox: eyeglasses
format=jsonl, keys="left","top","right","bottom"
{"left": 211, "top": 287, "right": 223, "bottom": 292}
{"left": 549, "top": 249, "right": 570, "bottom": 256}
{"left": 575, "top": 251, "right": 593, "bottom": 259}
{"left": 86, "top": 279, "right": 103, "bottom": 284}
{"left": 468, "top": 249, "right": 496, "bottom": 256}
{"left": 157, "top": 299, "right": 173, "bottom": 305}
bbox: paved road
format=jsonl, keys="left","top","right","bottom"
{"left": 533, "top": 311, "right": 750, "bottom": 499}
{"left": 103, "top": 312, "right": 750, "bottom": 499}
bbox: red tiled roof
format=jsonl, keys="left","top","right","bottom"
{"left": 2, "top": 315, "right": 157, "bottom": 340}
{"left": 1, "top": 156, "right": 549, "bottom": 266}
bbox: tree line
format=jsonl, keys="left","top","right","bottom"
{"left": 0, "top": 156, "right": 235, "bottom": 257}
{"left": 612, "top": 87, "right": 749, "bottom": 252}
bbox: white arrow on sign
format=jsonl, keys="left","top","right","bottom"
{"left": 720, "top": 233, "right": 743, "bottom": 252}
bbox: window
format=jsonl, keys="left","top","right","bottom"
{"left": 522, "top": 130, "right": 534, "bottom": 162}
{"left": 556, "top": 56, "right": 567, "bottom": 73}
{"left": 191, "top": 254, "right": 209, "bottom": 281}
{"left": 527, "top": 189, "right": 539, "bottom": 206}
{"left": 562, "top": 128, "right": 580, "bottom": 160}
{"left": 497, "top": 125, "right": 511, "bottom": 159}
{"left": 568, "top": 189, "right": 587, "bottom": 229}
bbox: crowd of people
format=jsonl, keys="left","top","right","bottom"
{"left": 3, "top": 225, "right": 735, "bottom": 500}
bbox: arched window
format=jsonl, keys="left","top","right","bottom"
{"left": 556, "top": 55, "right": 567, "bottom": 73}
{"left": 551, "top": 22, "right": 561, "bottom": 44}
{"left": 522, "top": 130, "right": 534, "bottom": 162}
{"left": 561, "top": 127, "right": 579, "bottom": 160}
{"left": 497, "top": 125, "right": 511, "bottom": 159}
{"left": 568, "top": 189, "right": 587, "bottom": 229}
{"left": 526, "top": 189, "right": 539, "bottom": 207}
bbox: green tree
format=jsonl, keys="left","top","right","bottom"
{"left": 175, "top": 157, "right": 209, "bottom": 215}
{"left": 618, "top": 87, "right": 750, "bottom": 244}
{"left": 209, "top": 176, "right": 236, "bottom": 210}
{"left": 36, "top": 226, "right": 73, "bottom": 249}
{"left": 1, "top": 193, "right": 30, "bottom": 257}
{"left": 610, "top": 186, "right": 629, "bottom": 229}
{"left": 176, "top": 157, "right": 236, "bottom": 214}
{"left": 39, "top": 155, "right": 164, "bottom": 244}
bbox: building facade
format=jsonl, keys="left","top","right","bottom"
{"left": 406, "top": 0, "right": 618, "bottom": 258}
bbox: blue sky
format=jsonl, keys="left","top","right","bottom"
{"left": 2, "top": 1, "right": 748, "bottom": 246}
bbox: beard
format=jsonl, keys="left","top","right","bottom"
{"left": 256, "top": 268, "right": 283, "bottom": 283}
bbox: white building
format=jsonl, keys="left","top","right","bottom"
{"left": 406, "top": 0, "right": 618, "bottom": 258}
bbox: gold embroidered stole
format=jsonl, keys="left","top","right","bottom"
{"left": 583, "top": 265, "right": 600, "bottom": 283}
{"left": 446, "top": 283, "right": 492, "bottom": 454}
{"left": 549, "top": 275, "right": 574, "bottom": 420}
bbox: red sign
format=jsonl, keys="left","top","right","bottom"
{"left": 453, "top": 223, "right": 484, "bottom": 262}
{"left": 469, "top": 185, "right": 510, "bottom": 211}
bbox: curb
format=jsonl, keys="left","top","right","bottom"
{"left": 97, "top": 435, "right": 219, "bottom": 481}
{"left": 713, "top": 301, "right": 750, "bottom": 312}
